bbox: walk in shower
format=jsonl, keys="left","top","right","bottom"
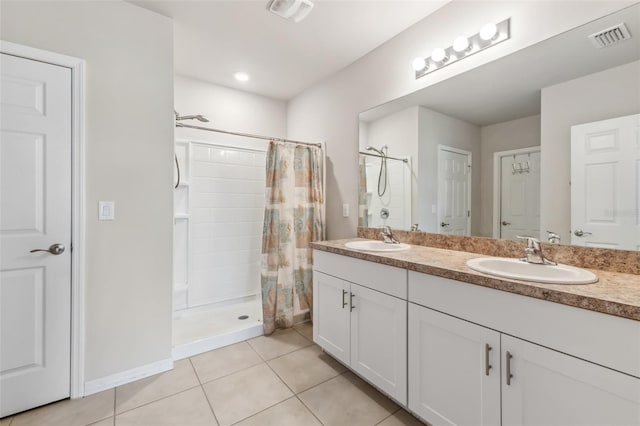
{"left": 172, "top": 126, "right": 266, "bottom": 359}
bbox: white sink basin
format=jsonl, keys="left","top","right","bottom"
{"left": 466, "top": 257, "right": 597, "bottom": 284}
{"left": 345, "top": 240, "right": 411, "bottom": 252}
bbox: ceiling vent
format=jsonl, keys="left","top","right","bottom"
{"left": 588, "top": 23, "right": 632, "bottom": 48}
{"left": 267, "top": 0, "right": 314, "bottom": 23}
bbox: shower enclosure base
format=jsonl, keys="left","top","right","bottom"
{"left": 172, "top": 297, "right": 263, "bottom": 360}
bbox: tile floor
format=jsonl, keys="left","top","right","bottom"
{"left": 2, "top": 323, "right": 425, "bottom": 426}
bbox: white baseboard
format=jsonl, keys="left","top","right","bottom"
{"left": 84, "top": 358, "right": 174, "bottom": 396}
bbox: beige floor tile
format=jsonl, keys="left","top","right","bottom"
{"left": 234, "top": 397, "right": 321, "bottom": 426}
{"left": 88, "top": 417, "right": 115, "bottom": 426}
{"left": 268, "top": 345, "right": 346, "bottom": 393}
{"left": 299, "top": 372, "right": 399, "bottom": 426}
{"left": 376, "top": 409, "right": 425, "bottom": 426}
{"left": 247, "top": 328, "right": 312, "bottom": 361}
{"left": 115, "top": 359, "right": 199, "bottom": 414}
{"left": 293, "top": 322, "right": 313, "bottom": 341}
{"left": 202, "top": 363, "right": 292, "bottom": 425}
{"left": 190, "top": 341, "right": 263, "bottom": 384}
{"left": 11, "top": 389, "right": 115, "bottom": 426}
{"left": 115, "top": 387, "right": 216, "bottom": 426}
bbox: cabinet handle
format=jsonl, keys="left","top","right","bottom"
{"left": 506, "top": 351, "right": 513, "bottom": 385}
{"left": 485, "top": 344, "right": 492, "bottom": 376}
{"left": 350, "top": 292, "right": 355, "bottom": 312}
{"left": 342, "top": 290, "right": 348, "bottom": 309}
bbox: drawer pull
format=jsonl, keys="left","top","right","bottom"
{"left": 350, "top": 293, "right": 355, "bottom": 312}
{"left": 342, "top": 290, "right": 348, "bottom": 309}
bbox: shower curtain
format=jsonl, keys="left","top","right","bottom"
{"left": 261, "top": 140, "right": 325, "bottom": 335}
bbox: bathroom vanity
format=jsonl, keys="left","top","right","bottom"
{"left": 311, "top": 239, "right": 640, "bottom": 426}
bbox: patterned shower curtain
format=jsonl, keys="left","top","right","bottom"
{"left": 261, "top": 140, "right": 325, "bottom": 335}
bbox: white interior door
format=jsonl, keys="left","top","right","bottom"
{"left": 571, "top": 114, "right": 640, "bottom": 250}
{"left": 499, "top": 150, "right": 541, "bottom": 240}
{"left": 1, "top": 53, "right": 72, "bottom": 416}
{"left": 438, "top": 146, "right": 471, "bottom": 235}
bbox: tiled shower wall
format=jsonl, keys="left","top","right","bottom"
{"left": 175, "top": 141, "right": 266, "bottom": 310}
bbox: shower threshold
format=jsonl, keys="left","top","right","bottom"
{"left": 172, "top": 298, "right": 263, "bottom": 360}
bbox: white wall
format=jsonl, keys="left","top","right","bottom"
{"left": 1, "top": 1, "right": 174, "bottom": 382}
{"left": 540, "top": 60, "right": 640, "bottom": 240}
{"left": 175, "top": 75, "right": 287, "bottom": 150}
{"left": 287, "top": 0, "right": 633, "bottom": 239}
{"left": 479, "top": 115, "right": 541, "bottom": 237}
{"left": 418, "top": 108, "right": 480, "bottom": 233}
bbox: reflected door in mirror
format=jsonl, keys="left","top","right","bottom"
{"left": 438, "top": 146, "right": 471, "bottom": 235}
{"left": 499, "top": 150, "right": 541, "bottom": 240}
{"left": 571, "top": 114, "right": 640, "bottom": 250}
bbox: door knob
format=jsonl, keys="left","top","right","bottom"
{"left": 502, "top": 221, "right": 511, "bottom": 226}
{"left": 440, "top": 222, "right": 449, "bottom": 227}
{"left": 573, "top": 229, "right": 592, "bottom": 237}
{"left": 30, "top": 243, "right": 65, "bottom": 255}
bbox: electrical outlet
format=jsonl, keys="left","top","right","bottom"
{"left": 342, "top": 203, "right": 349, "bottom": 217}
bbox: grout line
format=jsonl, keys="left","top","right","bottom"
{"left": 189, "top": 355, "right": 221, "bottom": 425}
{"left": 111, "top": 386, "right": 116, "bottom": 426}
{"left": 228, "top": 396, "right": 301, "bottom": 426}
{"left": 374, "top": 412, "right": 395, "bottom": 426}
{"left": 188, "top": 357, "right": 204, "bottom": 386}
{"left": 113, "top": 384, "right": 202, "bottom": 417}
{"left": 294, "top": 394, "right": 325, "bottom": 426}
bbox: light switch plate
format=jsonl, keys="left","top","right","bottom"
{"left": 98, "top": 201, "right": 115, "bottom": 220}
{"left": 342, "top": 203, "right": 349, "bottom": 217}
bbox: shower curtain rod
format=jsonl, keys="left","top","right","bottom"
{"left": 176, "top": 122, "right": 322, "bottom": 148}
{"left": 359, "top": 151, "right": 408, "bottom": 163}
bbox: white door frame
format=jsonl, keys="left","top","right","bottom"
{"left": 492, "top": 146, "right": 540, "bottom": 238}
{"left": 1, "top": 40, "right": 86, "bottom": 399}
{"left": 437, "top": 145, "right": 472, "bottom": 235}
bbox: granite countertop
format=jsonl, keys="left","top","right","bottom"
{"left": 311, "top": 238, "right": 640, "bottom": 321}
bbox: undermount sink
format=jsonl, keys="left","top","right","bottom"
{"left": 466, "top": 257, "right": 598, "bottom": 284}
{"left": 345, "top": 240, "right": 411, "bottom": 252}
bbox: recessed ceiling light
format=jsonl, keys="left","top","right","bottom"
{"left": 234, "top": 72, "right": 250, "bottom": 82}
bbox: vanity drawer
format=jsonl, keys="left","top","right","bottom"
{"left": 409, "top": 271, "right": 640, "bottom": 378}
{"left": 314, "top": 250, "right": 407, "bottom": 299}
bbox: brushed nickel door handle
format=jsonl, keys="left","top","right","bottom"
{"left": 30, "top": 243, "right": 65, "bottom": 255}
{"left": 485, "top": 344, "right": 492, "bottom": 376}
{"left": 573, "top": 229, "right": 592, "bottom": 237}
{"left": 440, "top": 222, "right": 449, "bottom": 227}
{"left": 502, "top": 221, "right": 511, "bottom": 226}
{"left": 506, "top": 351, "right": 513, "bottom": 385}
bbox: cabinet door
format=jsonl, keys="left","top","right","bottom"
{"left": 502, "top": 335, "right": 640, "bottom": 426}
{"left": 408, "top": 304, "right": 501, "bottom": 426}
{"left": 313, "top": 271, "right": 350, "bottom": 365}
{"left": 350, "top": 283, "right": 407, "bottom": 404}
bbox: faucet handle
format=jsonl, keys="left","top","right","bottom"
{"left": 516, "top": 235, "right": 540, "bottom": 249}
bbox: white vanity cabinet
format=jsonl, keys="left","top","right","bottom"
{"left": 409, "top": 271, "right": 640, "bottom": 426}
{"left": 408, "top": 303, "right": 501, "bottom": 425}
{"left": 313, "top": 251, "right": 407, "bottom": 405}
{"left": 501, "top": 334, "right": 640, "bottom": 426}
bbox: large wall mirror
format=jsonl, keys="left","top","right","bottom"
{"left": 359, "top": 4, "right": 640, "bottom": 251}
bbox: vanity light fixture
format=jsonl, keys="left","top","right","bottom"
{"left": 431, "top": 47, "right": 449, "bottom": 63}
{"left": 413, "top": 18, "right": 510, "bottom": 79}
{"left": 452, "top": 36, "right": 470, "bottom": 53}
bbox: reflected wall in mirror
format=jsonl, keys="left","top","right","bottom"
{"left": 358, "top": 4, "right": 640, "bottom": 251}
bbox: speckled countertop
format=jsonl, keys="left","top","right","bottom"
{"left": 311, "top": 238, "right": 640, "bottom": 321}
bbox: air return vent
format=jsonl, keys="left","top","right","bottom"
{"left": 588, "top": 23, "right": 632, "bottom": 48}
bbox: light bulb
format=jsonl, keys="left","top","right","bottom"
{"left": 234, "top": 72, "right": 250, "bottom": 82}
{"left": 412, "top": 56, "right": 427, "bottom": 71}
{"left": 480, "top": 22, "right": 498, "bottom": 41}
{"left": 431, "top": 47, "right": 448, "bottom": 63}
{"left": 453, "top": 36, "right": 470, "bottom": 53}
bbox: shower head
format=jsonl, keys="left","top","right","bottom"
{"left": 175, "top": 111, "right": 210, "bottom": 122}
{"left": 365, "top": 145, "right": 387, "bottom": 156}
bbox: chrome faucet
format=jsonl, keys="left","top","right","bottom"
{"left": 380, "top": 226, "right": 400, "bottom": 244}
{"left": 517, "top": 236, "right": 556, "bottom": 265}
